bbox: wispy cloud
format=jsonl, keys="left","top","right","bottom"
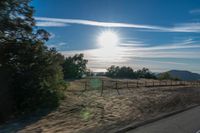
{"left": 35, "top": 16, "right": 200, "bottom": 33}
{"left": 49, "top": 32, "right": 55, "bottom": 39}
{"left": 172, "top": 23, "right": 200, "bottom": 33}
{"left": 190, "top": 9, "right": 200, "bottom": 14}
{"left": 47, "top": 42, "right": 68, "bottom": 50}
{"left": 61, "top": 38, "right": 200, "bottom": 72}
{"left": 62, "top": 48, "right": 199, "bottom": 72}
{"left": 126, "top": 44, "right": 200, "bottom": 51}
{"left": 36, "top": 21, "right": 69, "bottom": 27}
{"left": 35, "top": 17, "right": 162, "bottom": 29}
{"left": 57, "top": 42, "right": 67, "bottom": 46}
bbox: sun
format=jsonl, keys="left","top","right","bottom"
{"left": 97, "top": 30, "right": 119, "bottom": 48}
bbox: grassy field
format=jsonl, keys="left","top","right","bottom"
{"left": 1, "top": 77, "right": 200, "bottom": 133}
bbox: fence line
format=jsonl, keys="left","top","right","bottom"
{"left": 80, "top": 79, "right": 200, "bottom": 96}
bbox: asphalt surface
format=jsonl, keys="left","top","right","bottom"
{"left": 127, "top": 106, "right": 200, "bottom": 133}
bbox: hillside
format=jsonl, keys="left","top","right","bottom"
{"left": 167, "top": 70, "right": 200, "bottom": 81}
{"left": 0, "top": 79, "right": 200, "bottom": 133}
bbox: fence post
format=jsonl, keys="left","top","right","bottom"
{"left": 126, "top": 81, "right": 129, "bottom": 88}
{"left": 137, "top": 81, "right": 139, "bottom": 88}
{"left": 116, "top": 81, "right": 120, "bottom": 95}
{"left": 101, "top": 80, "right": 104, "bottom": 96}
{"left": 153, "top": 81, "right": 154, "bottom": 87}
{"left": 85, "top": 81, "right": 87, "bottom": 90}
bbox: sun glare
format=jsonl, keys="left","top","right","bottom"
{"left": 97, "top": 30, "right": 119, "bottom": 48}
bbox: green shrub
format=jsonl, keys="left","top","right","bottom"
{"left": 0, "top": 0, "right": 67, "bottom": 116}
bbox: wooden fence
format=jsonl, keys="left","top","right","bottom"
{"left": 79, "top": 79, "right": 200, "bottom": 96}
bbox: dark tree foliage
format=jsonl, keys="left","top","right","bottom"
{"left": 158, "top": 72, "right": 180, "bottom": 81}
{"left": 0, "top": 0, "right": 66, "bottom": 117}
{"left": 85, "top": 69, "right": 94, "bottom": 77}
{"left": 106, "top": 65, "right": 156, "bottom": 79}
{"left": 106, "top": 65, "right": 136, "bottom": 78}
{"left": 63, "top": 54, "right": 88, "bottom": 79}
{"left": 96, "top": 72, "right": 106, "bottom": 76}
{"left": 136, "top": 67, "right": 157, "bottom": 79}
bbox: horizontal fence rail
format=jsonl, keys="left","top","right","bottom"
{"left": 78, "top": 79, "right": 200, "bottom": 96}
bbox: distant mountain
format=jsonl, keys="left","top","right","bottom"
{"left": 166, "top": 70, "right": 200, "bottom": 81}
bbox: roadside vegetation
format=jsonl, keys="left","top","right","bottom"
{"left": 0, "top": 0, "right": 67, "bottom": 121}
{"left": 1, "top": 78, "right": 200, "bottom": 133}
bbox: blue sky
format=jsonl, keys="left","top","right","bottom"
{"left": 32, "top": 0, "right": 200, "bottom": 73}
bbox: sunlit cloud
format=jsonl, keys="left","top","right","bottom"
{"left": 35, "top": 17, "right": 161, "bottom": 29}
{"left": 127, "top": 44, "right": 200, "bottom": 51}
{"left": 61, "top": 38, "right": 200, "bottom": 72}
{"left": 36, "top": 21, "right": 69, "bottom": 27}
{"left": 35, "top": 16, "right": 200, "bottom": 33}
{"left": 172, "top": 23, "right": 200, "bottom": 33}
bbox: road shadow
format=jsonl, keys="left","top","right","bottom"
{"left": 0, "top": 107, "right": 56, "bottom": 133}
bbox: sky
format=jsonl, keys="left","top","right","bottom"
{"left": 32, "top": 0, "right": 200, "bottom": 73}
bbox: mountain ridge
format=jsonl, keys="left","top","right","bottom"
{"left": 163, "top": 70, "right": 200, "bottom": 81}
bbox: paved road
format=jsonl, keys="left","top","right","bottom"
{"left": 127, "top": 106, "right": 200, "bottom": 133}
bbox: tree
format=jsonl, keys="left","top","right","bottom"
{"left": 136, "top": 67, "right": 156, "bottom": 79}
{"left": 0, "top": 0, "right": 66, "bottom": 119}
{"left": 117, "top": 66, "right": 135, "bottom": 78}
{"left": 158, "top": 72, "right": 180, "bottom": 80}
{"left": 106, "top": 65, "right": 120, "bottom": 78}
{"left": 106, "top": 66, "right": 156, "bottom": 79}
{"left": 63, "top": 54, "right": 88, "bottom": 79}
{"left": 85, "top": 69, "right": 94, "bottom": 77}
{"left": 106, "top": 65, "right": 136, "bottom": 78}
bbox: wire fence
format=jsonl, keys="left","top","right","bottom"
{"left": 74, "top": 79, "right": 200, "bottom": 96}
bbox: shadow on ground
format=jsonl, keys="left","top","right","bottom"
{"left": 0, "top": 108, "right": 56, "bottom": 133}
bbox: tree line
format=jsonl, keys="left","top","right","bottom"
{"left": 106, "top": 65, "right": 157, "bottom": 79}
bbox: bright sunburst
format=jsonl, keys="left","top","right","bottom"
{"left": 97, "top": 30, "right": 119, "bottom": 48}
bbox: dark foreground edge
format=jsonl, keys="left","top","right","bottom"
{"left": 115, "top": 104, "right": 199, "bottom": 133}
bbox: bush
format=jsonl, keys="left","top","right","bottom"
{"left": 63, "top": 54, "right": 88, "bottom": 79}
{"left": 0, "top": 40, "right": 67, "bottom": 115}
{"left": 0, "top": 0, "right": 67, "bottom": 117}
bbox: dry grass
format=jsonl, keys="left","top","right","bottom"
{"left": 0, "top": 78, "right": 200, "bottom": 133}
